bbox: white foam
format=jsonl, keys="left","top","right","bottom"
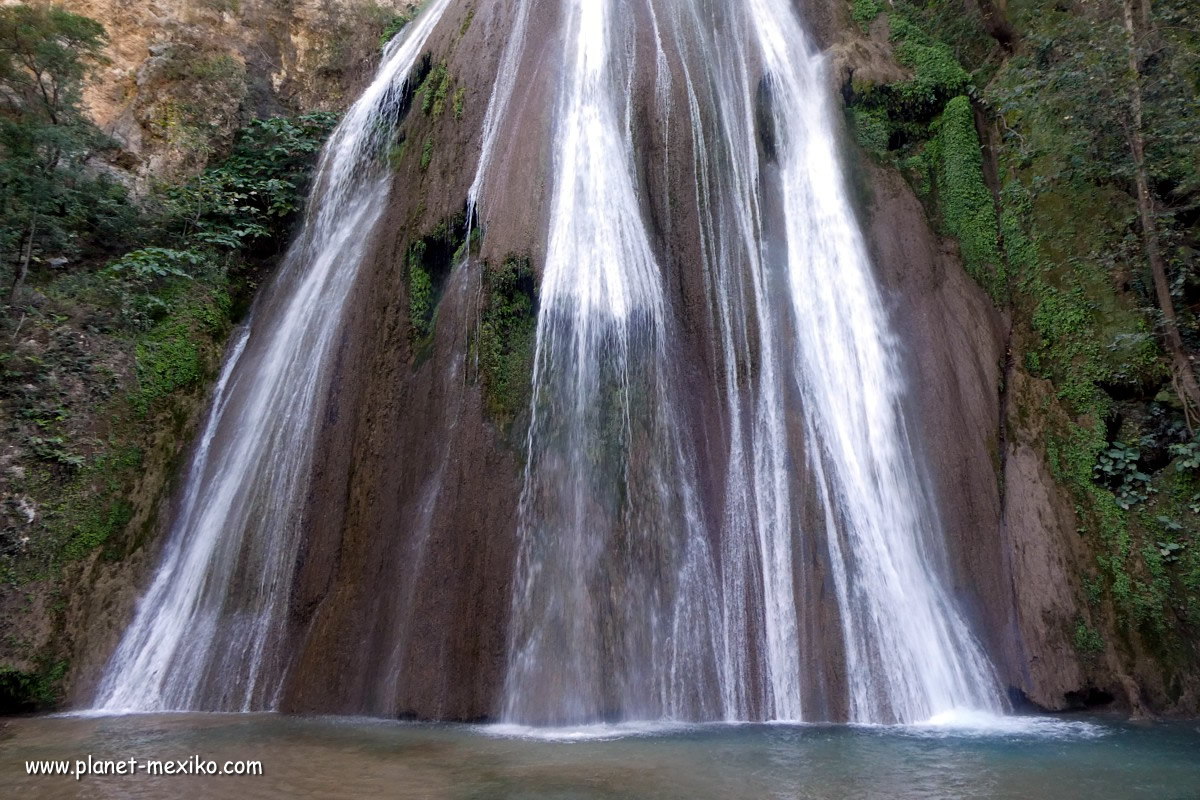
{"left": 905, "top": 708, "right": 1108, "bottom": 739}
{"left": 479, "top": 720, "right": 701, "bottom": 742}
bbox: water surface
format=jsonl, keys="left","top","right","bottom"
{"left": 3, "top": 712, "right": 1199, "bottom": 799}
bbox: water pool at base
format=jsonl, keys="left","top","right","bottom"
{"left": 3, "top": 712, "right": 1199, "bottom": 799}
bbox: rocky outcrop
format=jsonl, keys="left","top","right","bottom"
{"left": 855, "top": 157, "right": 1116, "bottom": 711}
{"left": 277, "top": 2, "right": 524, "bottom": 720}
{"left": 62, "top": 0, "right": 417, "bottom": 185}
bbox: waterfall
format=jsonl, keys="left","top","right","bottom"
{"left": 96, "top": 0, "right": 1003, "bottom": 724}
{"left": 498, "top": 0, "right": 716, "bottom": 724}
{"left": 92, "top": 0, "right": 453, "bottom": 712}
{"left": 479, "top": 0, "right": 1004, "bottom": 724}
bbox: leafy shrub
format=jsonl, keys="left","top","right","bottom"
{"left": 166, "top": 112, "right": 338, "bottom": 254}
{"left": 1169, "top": 439, "right": 1200, "bottom": 472}
{"left": 1093, "top": 441, "right": 1154, "bottom": 509}
{"left": 25, "top": 436, "right": 84, "bottom": 469}
{"left": 889, "top": 16, "right": 970, "bottom": 117}
{"left": 852, "top": 0, "right": 883, "bottom": 28}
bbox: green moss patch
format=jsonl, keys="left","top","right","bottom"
{"left": 478, "top": 256, "right": 537, "bottom": 431}
{"left": 931, "top": 96, "right": 1005, "bottom": 302}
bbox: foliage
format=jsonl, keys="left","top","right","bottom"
{"left": 418, "top": 62, "right": 448, "bottom": 117}
{"left": 165, "top": 112, "right": 338, "bottom": 254}
{"left": 1093, "top": 441, "right": 1154, "bottom": 510}
{"left": 889, "top": 15, "right": 971, "bottom": 115}
{"left": 0, "top": 659, "right": 67, "bottom": 712}
{"left": 988, "top": 0, "right": 1200, "bottom": 315}
{"left": 880, "top": 0, "right": 1200, "bottom": 648}
{"left": 844, "top": 6, "right": 973, "bottom": 159}
{"left": 379, "top": 12, "right": 411, "bottom": 49}
{"left": 478, "top": 256, "right": 537, "bottom": 430}
{"left": 408, "top": 241, "right": 434, "bottom": 337}
{"left": 1169, "top": 440, "right": 1200, "bottom": 473}
{"left": 406, "top": 215, "right": 468, "bottom": 343}
{"left": 95, "top": 112, "right": 338, "bottom": 330}
{"left": 849, "top": 106, "right": 890, "bottom": 156}
{"left": 25, "top": 435, "right": 84, "bottom": 469}
{"left": 931, "top": 96, "right": 1005, "bottom": 302}
{"left": 0, "top": 4, "right": 136, "bottom": 296}
{"left": 132, "top": 295, "right": 229, "bottom": 416}
{"left": 852, "top": 0, "right": 883, "bottom": 29}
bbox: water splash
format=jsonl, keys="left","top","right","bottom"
{"left": 93, "top": 0, "right": 454, "bottom": 712}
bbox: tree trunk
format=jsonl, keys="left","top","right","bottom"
{"left": 1122, "top": 0, "right": 1200, "bottom": 417}
{"left": 8, "top": 215, "right": 36, "bottom": 309}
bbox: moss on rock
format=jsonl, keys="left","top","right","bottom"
{"left": 478, "top": 256, "right": 537, "bottom": 432}
{"left": 932, "top": 96, "right": 1005, "bottom": 302}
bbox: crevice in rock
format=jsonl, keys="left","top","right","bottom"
{"left": 1064, "top": 686, "right": 1117, "bottom": 710}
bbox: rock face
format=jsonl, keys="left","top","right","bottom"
{"left": 61, "top": 0, "right": 417, "bottom": 185}
{"left": 267, "top": 0, "right": 1126, "bottom": 719}
{"left": 277, "top": 2, "right": 521, "bottom": 719}
{"left": 853, "top": 157, "right": 1101, "bottom": 712}
{"left": 39, "top": 0, "right": 1198, "bottom": 718}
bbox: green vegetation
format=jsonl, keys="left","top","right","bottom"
{"left": 478, "top": 256, "right": 537, "bottom": 430}
{"left": 0, "top": 5, "right": 134, "bottom": 303}
{"left": 1093, "top": 441, "right": 1153, "bottom": 510}
{"left": 0, "top": 2, "right": 360, "bottom": 714}
{"left": 408, "top": 241, "right": 435, "bottom": 337}
{"left": 405, "top": 215, "right": 468, "bottom": 345}
{"left": 851, "top": 0, "right": 883, "bottom": 30}
{"left": 857, "top": 0, "right": 1200, "bottom": 657}
{"left": 846, "top": 9, "right": 971, "bottom": 156}
{"left": 1, "top": 5, "right": 337, "bottom": 580}
{"left": 930, "top": 96, "right": 1004, "bottom": 301}
{"left": 453, "top": 87, "right": 467, "bottom": 121}
{"left": 889, "top": 15, "right": 970, "bottom": 115}
{"left": 132, "top": 298, "right": 227, "bottom": 416}
{"left": 379, "top": 12, "right": 411, "bottom": 49}
{"left": 420, "top": 135, "right": 434, "bottom": 171}
{"left": 1073, "top": 619, "right": 1105, "bottom": 658}
{"left": 0, "top": 658, "right": 67, "bottom": 712}
{"left": 418, "top": 62, "right": 451, "bottom": 117}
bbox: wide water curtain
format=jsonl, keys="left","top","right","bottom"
{"left": 494, "top": 0, "right": 1003, "bottom": 724}
{"left": 96, "top": 0, "right": 1002, "bottom": 723}
{"left": 93, "top": 0, "right": 455, "bottom": 712}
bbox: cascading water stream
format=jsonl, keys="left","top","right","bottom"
{"left": 479, "top": 0, "right": 1004, "bottom": 724}
{"left": 92, "top": 0, "right": 453, "bottom": 712}
{"left": 743, "top": 0, "right": 1003, "bottom": 723}
{"left": 498, "top": 0, "right": 714, "bottom": 724}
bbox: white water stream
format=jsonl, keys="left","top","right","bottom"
{"left": 93, "top": 0, "right": 454, "bottom": 711}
